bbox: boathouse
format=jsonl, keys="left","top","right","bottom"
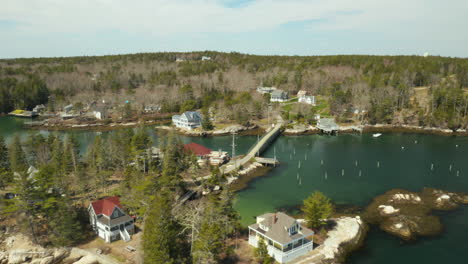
{"left": 248, "top": 212, "right": 314, "bottom": 263}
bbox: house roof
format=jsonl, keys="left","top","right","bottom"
{"left": 91, "top": 196, "right": 123, "bottom": 217}
{"left": 181, "top": 111, "right": 201, "bottom": 121}
{"left": 271, "top": 90, "right": 288, "bottom": 97}
{"left": 184, "top": 142, "right": 212, "bottom": 156}
{"left": 249, "top": 212, "right": 314, "bottom": 245}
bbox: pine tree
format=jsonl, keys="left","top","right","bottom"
{"left": 160, "top": 132, "right": 185, "bottom": 193}
{"left": 201, "top": 107, "right": 213, "bottom": 130}
{"left": 143, "top": 191, "right": 183, "bottom": 264}
{"left": 0, "top": 135, "right": 12, "bottom": 188}
{"left": 48, "top": 198, "right": 83, "bottom": 246}
{"left": 254, "top": 237, "right": 273, "bottom": 264}
{"left": 302, "top": 191, "right": 334, "bottom": 229}
{"left": 8, "top": 135, "right": 27, "bottom": 173}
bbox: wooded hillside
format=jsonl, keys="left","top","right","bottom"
{"left": 1, "top": 52, "right": 467, "bottom": 128}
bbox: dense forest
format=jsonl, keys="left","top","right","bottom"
{"left": 0, "top": 129, "right": 241, "bottom": 263}
{"left": 0, "top": 52, "right": 467, "bottom": 129}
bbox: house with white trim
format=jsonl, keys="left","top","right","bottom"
{"left": 299, "top": 95, "right": 316, "bottom": 105}
{"left": 88, "top": 196, "right": 135, "bottom": 243}
{"left": 270, "top": 90, "right": 289, "bottom": 102}
{"left": 248, "top": 212, "right": 314, "bottom": 263}
{"left": 172, "top": 111, "right": 202, "bottom": 130}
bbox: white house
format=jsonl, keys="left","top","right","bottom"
{"left": 201, "top": 56, "right": 212, "bottom": 61}
{"left": 299, "top": 95, "right": 316, "bottom": 105}
{"left": 270, "top": 90, "right": 289, "bottom": 102}
{"left": 88, "top": 196, "right": 135, "bottom": 243}
{"left": 172, "top": 111, "right": 202, "bottom": 130}
{"left": 256, "top": 86, "right": 277, "bottom": 94}
{"left": 248, "top": 212, "right": 314, "bottom": 263}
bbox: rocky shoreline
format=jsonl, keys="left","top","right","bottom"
{"left": 283, "top": 123, "right": 468, "bottom": 136}
{"left": 24, "top": 119, "right": 171, "bottom": 132}
{"left": 293, "top": 216, "right": 368, "bottom": 264}
{"left": 156, "top": 124, "right": 262, "bottom": 137}
{"left": 363, "top": 188, "right": 468, "bottom": 240}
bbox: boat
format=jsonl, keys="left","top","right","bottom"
{"left": 373, "top": 133, "right": 382, "bottom": 138}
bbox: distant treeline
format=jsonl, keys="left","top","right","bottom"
{"left": 0, "top": 52, "right": 466, "bottom": 128}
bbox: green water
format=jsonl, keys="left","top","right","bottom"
{"left": 234, "top": 134, "right": 468, "bottom": 264}
{"left": 0, "top": 116, "right": 256, "bottom": 156}
{"left": 2, "top": 116, "right": 468, "bottom": 263}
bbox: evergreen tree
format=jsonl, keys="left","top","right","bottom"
{"left": 160, "top": 132, "right": 185, "bottom": 193}
{"left": 48, "top": 198, "right": 83, "bottom": 246}
{"left": 143, "top": 191, "right": 184, "bottom": 264}
{"left": 254, "top": 237, "right": 273, "bottom": 264}
{"left": 302, "top": 191, "right": 334, "bottom": 229}
{"left": 0, "top": 135, "right": 12, "bottom": 188}
{"left": 0, "top": 135, "right": 10, "bottom": 170}
{"left": 201, "top": 107, "right": 213, "bottom": 130}
{"left": 8, "top": 135, "right": 27, "bottom": 173}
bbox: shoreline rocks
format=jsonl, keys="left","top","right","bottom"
{"left": 160, "top": 124, "right": 260, "bottom": 137}
{"left": 364, "top": 188, "right": 468, "bottom": 241}
{"left": 293, "top": 216, "right": 368, "bottom": 264}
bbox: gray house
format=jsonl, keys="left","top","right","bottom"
{"left": 172, "top": 111, "right": 202, "bottom": 130}
{"left": 248, "top": 212, "right": 314, "bottom": 263}
{"left": 270, "top": 90, "right": 289, "bottom": 102}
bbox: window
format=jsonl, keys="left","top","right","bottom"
{"left": 110, "top": 226, "right": 119, "bottom": 231}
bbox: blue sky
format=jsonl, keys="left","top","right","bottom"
{"left": 0, "top": 0, "right": 467, "bottom": 59}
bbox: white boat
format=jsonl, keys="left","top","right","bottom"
{"left": 373, "top": 133, "right": 382, "bottom": 138}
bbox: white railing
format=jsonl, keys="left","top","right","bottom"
{"left": 249, "top": 235, "right": 313, "bottom": 263}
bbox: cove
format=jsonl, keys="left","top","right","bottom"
{"left": 234, "top": 133, "right": 468, "bottom": 263}
{"left": 2, "top": 116, "right": 468, "bottom": 263}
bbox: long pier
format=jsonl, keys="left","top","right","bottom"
{"left": 178, "top": 120, "right": 283, "bottom": 204}
{"left": 224, "top": 120, "right": 283, "bottom": 174}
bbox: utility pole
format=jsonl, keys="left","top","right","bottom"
{"left": 231, "top": 131, "right": 237, "bottom": 170}
{"left": 231, "top": 131, "right": 237, "bottom": 159}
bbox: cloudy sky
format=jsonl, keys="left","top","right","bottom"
{"left": 1, "top": 0, "right": 467, "bottom": 58}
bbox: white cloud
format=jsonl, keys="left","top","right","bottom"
{"left": 0, "top": 0, "right": 467, "bottom": 57}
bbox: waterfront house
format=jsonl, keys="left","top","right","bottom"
{"left": 144, "top": 104, "right": 161, "bottom": 113}
{"left": 248, "top": 212, "right": 314, "bottom": 263}
{"left": 88, "top": 196, "right": 135, "bottom": 243}
{"left": 317, "top": 118, "right": 339, "bottom": 134}
{"left": 297, "top": 90, "right": 307, "bottom": 97}
{"left": 92, "top": 103, "right": 108, "bottom": 120}
{"left": 172, "top": 111, "right": 202, "bottom": 130}
{"left": 270, "top": 90, "right": 289, "bottom": 102}
{"left": 256, "top": 86, "right": 277, "bottom": 94}
{"left": 184, "top": 142, "right": 212, "bottom": 166}
{"left": 63, "top": 104, "right": 73, "bottom": 113}
{"left": 299, "top": 95, "right": 316, "bottom": 105}
{"left": 33, "top": 104, "right": 46, "bottom": 114}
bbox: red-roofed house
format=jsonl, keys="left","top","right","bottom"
{"left": 184, "top": 142, "right": 213, "bottom": 166}
{"left": 184, "top": 143, "right": 212, "bottom": 157}
{"left": 88, "top": 196, "right": 134, "bottom": 243}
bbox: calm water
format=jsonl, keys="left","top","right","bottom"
{"left": 1, "top": 116, "right": 468, "bottom": 263}
{"left": 235, "top": 134, "right": 468, "bottom": 264}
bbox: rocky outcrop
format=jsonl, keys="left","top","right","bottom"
{"left": 0, "top": 234, "right": 118, "bottom": 264}
{"left": 161, "top": 124, "right": 259, "bottom": 136}
{"left": 284, "top": 124, "right": 319, "bottom": 135}
{"left": 364, "top": 188, "right": 468, "bottom": 240}
{"left": 292, "top": 216, "right": 368, "bottom": 264}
